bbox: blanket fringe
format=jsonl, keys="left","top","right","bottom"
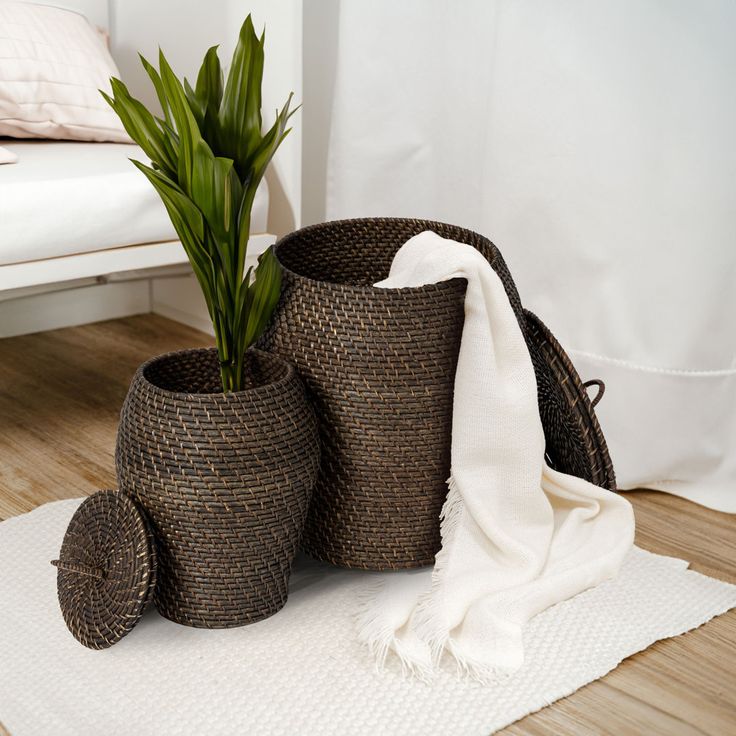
{"left": 355, "top": 578, "right": 392, "bottom": 669}
{"left": 355, "top": 578, "right": 433, "bottom": 681}
{"left": 411, "top": 475, "right": 464, "bottom": 666}
{"left": 357, "top": 476, "right": 509, "bottom": 683}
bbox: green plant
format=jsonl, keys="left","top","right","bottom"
{"left": 102, "top": 16, "right": 295, "bottom": 392}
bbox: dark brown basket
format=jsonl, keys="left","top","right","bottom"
{"left": 259, "top": 217, "right": 614, "bottom": 571}
{"left": 523, "top": 309, "right": 616, "bottom": 490}
{"left": 115, "top": 347, "right": 320, "bottom": 628}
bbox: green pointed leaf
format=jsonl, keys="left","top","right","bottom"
{"left": 158, "top": 48, "right": 203, "bottom": 195}
{"left": 101, "top": 79, "right": 177, "bottom": 176}
{"left": 196, "top": 46, "right": 224, "bottom": 111}
{"left": 195, "top": 46, "right": 224, "bottom": 145}
{"left": 139, "top": 53, "right": 172, "bottom": 125}
{"left": 242, "top": 247, "right": 282, "bottom": 347}
{"left": 218, "top": 15, "right": 265, "bottom": 178}
{"left": 183, "top": 78, "right": 205, "bottom": 128}
{"left": 129, "top": 160, "right": 213, "bottom": 304}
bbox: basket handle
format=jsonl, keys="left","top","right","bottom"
{"left": 583, "top": 379, "right": 605, "bottom": 408}
{"left": 51, "top": 559, "right": 105, "bottom": 580}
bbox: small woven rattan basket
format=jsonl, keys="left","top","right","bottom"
{"left": 116, "top": 347, "right": 320, "bottom": 628}
{"left": 259, "top": 217, "right": 615, "bottom": 571}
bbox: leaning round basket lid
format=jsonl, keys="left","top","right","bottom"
{"left": 523, "top": 308, "right": 616, "bottom": 491}
{"left": 51, "top": 490, "right": 157, "bottom": 650}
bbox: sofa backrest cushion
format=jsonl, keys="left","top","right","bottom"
{"left": 0, "top": 1, "right": 130, "bottom": 142}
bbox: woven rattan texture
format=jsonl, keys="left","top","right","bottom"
{"left": 116, "top": 348, "right": 320, "bottom": 628}
{"left": 53, "top": 490, "right": 157, "bottom": 649}
{"left": 523, "top": 310, "right": 616, "bottom": 490}
{"left": 260, "top": 217, "right": 614, "bottom": 570}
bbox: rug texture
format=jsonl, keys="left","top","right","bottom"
{"left": 1, "top": 499, "right": 734, "bottom": 736}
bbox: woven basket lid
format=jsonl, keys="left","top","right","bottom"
{"left": 52, "top": 490, "right": 157, "bottom": 650}
{"left": 523, "top": 309, "right": 616, "bottom": 490}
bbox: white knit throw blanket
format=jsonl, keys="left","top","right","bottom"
{"left": 361, "top": 231, "right": 635, "bottom": 679}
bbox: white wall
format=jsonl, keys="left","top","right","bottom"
{"left": 301, "top": 0, "right": 340, "bottom": 226}
{"left": 109, "top": 0, "right": 228, "bottom": 110}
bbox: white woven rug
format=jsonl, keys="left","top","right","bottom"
{"left": 1, "top": 499, "right": 734, "bottom": 736}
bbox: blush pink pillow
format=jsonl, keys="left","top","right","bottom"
{"left": 0, "top": 2, "right": 131, "bottom": 142}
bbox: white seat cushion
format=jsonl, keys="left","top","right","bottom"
{"left": 0, "top": 144, "right": 17, "bottom": 163}
{"left": 0, "top": 140, "right": 269, "bottom": 265}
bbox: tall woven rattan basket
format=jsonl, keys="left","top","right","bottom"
{"left": 116, "top": 347, "right": 320, "bottom": 628}
{"left": 259, "top": 217, "right": 615, "bottom": 571}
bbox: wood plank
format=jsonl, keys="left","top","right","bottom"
{"left": 0, "top": 314, "right": 733, "bottom": 735}
{"left": 0, "top": 314, "right": 213, "bottom": 519}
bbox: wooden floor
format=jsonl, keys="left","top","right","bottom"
{"left": 0, "top": 314, "right": 733, "bottom": 735}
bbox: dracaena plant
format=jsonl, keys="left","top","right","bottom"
{"left": 102, "top": 16, "right": 295, "bottom": 392}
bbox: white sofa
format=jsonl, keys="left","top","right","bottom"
{"left": 0, "top": 0, "right": 278, "bottom": 336}
{"left": 0, "top": 139, "right": 271, "bottom": 293}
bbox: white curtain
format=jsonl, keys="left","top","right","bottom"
{"left": 324, "top": 0, "right": 736, "bottom": 512}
